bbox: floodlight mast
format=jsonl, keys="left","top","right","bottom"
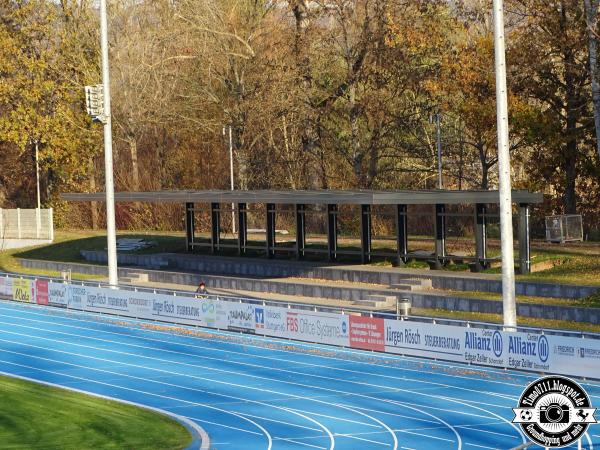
{"left": 492, "top": 0, "right": 517, "bottom": 329}
{"left": 99, "top": 0, "right": 118, "bottom": 287}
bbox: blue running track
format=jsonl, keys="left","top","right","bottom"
{"left": 0, "top": 299, "right": 598, "bottom": 450}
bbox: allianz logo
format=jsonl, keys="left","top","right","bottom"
{"left": 465, "top": 331, "right": 503, "bottom": 357}
{"left": 508, "top": 335, "right": 549, "bottom": 363}
{"left": 465, "top": 331, "right": 503, "bottom": 358}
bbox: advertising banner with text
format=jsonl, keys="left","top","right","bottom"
{"left": 2, "top": 274, "right": 599, "bottom": 379}
{"left": 12, "top": 278, "right": 34, "bottom": 303}
{"left": 0, "top": 277, "right": 13, "bottom": 298}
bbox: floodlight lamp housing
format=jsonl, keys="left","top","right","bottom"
{"left": 84, "top": 84, "right": 107, "bottom": 124}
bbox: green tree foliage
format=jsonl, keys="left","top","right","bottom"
{"left": 0, "top": 0, "right": 100, "bottom": 213}
{"left": 0, "top": 0, "right": 599, "bottom": 233}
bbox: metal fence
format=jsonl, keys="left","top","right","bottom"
{"left": 545, "top": 214, "right": 583, "bottom": 243}
{"left": 0, "top": 208, "right": 54, "bottom": 240}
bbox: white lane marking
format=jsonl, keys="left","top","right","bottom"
{"left": 382, "top": 396, "right": 523, "bottom": 446}
{"left": 278, "top": 407, "right": 335, "bottom": 450}
{"left": 274, "top": 437, "right": 326, "bottom": 449}
{"left": 183, "top": 417, "right": 263, "bottom": 435}
{"left": 327, "top": 403, "right": 398, "bottom": 450}
{"left": 464, "top": 444, "right": 500, "bottom": 450}
{"left": 400, "top": 447, "right": 416, "bottom": 450}
{"left": 390, "top": 401, "right": 461, "bottom": 449}
{"left": 234, "top": 411, "right": 322, "bottom": 432}
{"left": 334, "top": 433, "right": 391, "bottom": 446}
{"left": 0, "top": 303, "right": 533, "bottom": 388}
{"left": 585, "top": 432, "right": 594, "bottom": 450}
{"left": 0, "top": 314, "right": 521, "bottom": 409}
{"left": 285, "top": 408, "right": 380, "bottom": 427}
{"left": 0, "top": 358, "right": 274, "bottom": 449}
{"left": 454, "top": 426, "right": 518, "bottom": 439}
{"left": 394, "top": 429, "right": 454, "bottom": 442}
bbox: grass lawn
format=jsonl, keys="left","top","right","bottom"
{"left": 4, "top": 228, "right": 600, "bottom": 287}
{"left": 0, "top": 375, "right": 192, "bottom": 450}
{"left": 443, "top": 290, "right": 600, "bottom": 308}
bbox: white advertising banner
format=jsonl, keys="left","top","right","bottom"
{"left": 383, "top": 319, "right": 464, "bottom": 361}
{"left": 224, "top": 301, "right": 256, "bottom": 332}
{"left": 0, "top": 277, "right": 12, "bottom": 297}
{"left": 149, "top": 293, "right": 210, "bottom": 327}
{"left": 256, "top": 306, "right": 349, "bottom": 347}
{"left": 67, "top": 284, "right": 87, "bottom": 310}
{"left": 47, "top": 281, "right": 68, "bottom": 307}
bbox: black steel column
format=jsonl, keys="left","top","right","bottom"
{"left": 434, "top": 204, "right": 446, "bottom": 269}
{"left": 360, "top": 204, "right": 372, "bottom": 263}
{"left": 396, "top": 204, "right": 408, "bottom": 265}
{"left": 518, "top": 203, "right": 531, "bottom": 274}
{"left": 295, "top": 204, "right": 305, "bottom": 259}
{"left": 474, "top": 203, "right": 487, "bottom": 271}
{"left": 237, "top": 203, "right": 247, "bottom": 255}
{"left": 210, "top": 202, "right": 220, "bottom": 254}
{"left": 266, "top": 203, "right": 276, "bottom": 258}
{"left": 185, "top": 202, "right": 195, "bottom": 252}
{"left": 327, "top": 204, "right": 338, "bottom": 262}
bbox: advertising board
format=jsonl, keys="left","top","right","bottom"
{"left": 36, "top": 280, "right": 48, "bottom": 305}
{"left": 0, "top": 277, "right": 13, "bottom": 297}
{"left": 284, "top": 310, "right": 349, "bottom": 346}
{"left": 225, "top": 302, "right": 255, "bottom": 332}
{"left": 150, "top": 293, "right": 209, "bottom": 327}
{"left": 12, "top": 278, "right": 34, "bottom": 303}
{"left": 47, "top": 281, "right": 68, "bottom": 307}
{"left": 349, "top": 315, "right": 385, "bottom": 351}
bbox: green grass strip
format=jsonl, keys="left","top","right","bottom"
{"left": 0, "top": 375, "right": 192, "bottom": 450}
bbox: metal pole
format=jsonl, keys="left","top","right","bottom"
{"left": 436, "top": 113, "right": 443, "bottom": 189}
{"left": 493, "top": 0, "right": 516, "bottom": 328}
{"left": 229, "top": 125, "right": 236, "bottom": 235}
{"left": 35, "top": 141, "right": 41, "bottom": 210}
{"left": 100, "top": 0, "right": 118, "bottom": 286}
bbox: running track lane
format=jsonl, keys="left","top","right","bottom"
{"left": 0, "top": 300, "right": 598, "bottom": 450}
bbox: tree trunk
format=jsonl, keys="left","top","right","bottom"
{"left": 478, "top": 142, "right": 489, "bottom": 189}
{"left": 89, "top": 158, "right": 98, "bottom": 230}
{"left": 563, "top": 4, "right": 579, "bottom": 215}
{"left": 584, "top": 0, "right": 600, "bottom": 162}
{"left": 128, "top": 137, "right": 140, "bottom": 191}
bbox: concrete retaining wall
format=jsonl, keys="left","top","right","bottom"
{"left": 17, "top": 257, "right": 600, "bottom": 324}
{"left": 78, "top": 250, "right": 599, "bottom": 299}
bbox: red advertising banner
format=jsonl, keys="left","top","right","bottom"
{"left": 36, "top": 280, "right": 48, "bottom": 305}
{"left": 349, "top": 315, "right": 385, "bottom": 351}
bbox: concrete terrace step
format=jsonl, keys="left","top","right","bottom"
{"left": 389, "top": 279, "right": 432, "bottom": 291}
{"left": 354, "top": 294, "right": 398, "bottom": 308}
{"left": 76, "top": 250, "right": 599, "bottom": 299}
